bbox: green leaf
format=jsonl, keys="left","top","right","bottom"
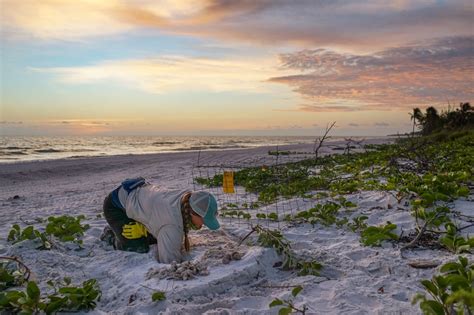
{"left": 291, "top": 286, "right": 303, "bottom": 297}
{"left": 419, "top": 300, "right": 445, "bottom": 315}
{"left": 151, "top": 291, "right": 166, "bottom": 302}
{"left": 445, "top": 288, "right": 474, "bottom": 306}
{"left": 444, "top": 274, "right": 469, "bottom": 291}
{"left": 278, "top": 307, "right": 293, "bottom": 315}
{"left": 44, "top": 297, "right": 68, "bottom": 315}
{"left": 440, "top": 262, "right": 461, "bottom": 273}
{"left": 26, "top": 281, "right": 40, "bottom": 301}
{"left": 269, "top": 298, "right": 284, "bottom": 307}
{"left": 22, "top": 226, "right": 35, "bottom": 240}
{"left": 457, "top": 186, "right": 470, "bottom": 197}
{"left": 421, "top": 280, "right": 438, "bottom": 296}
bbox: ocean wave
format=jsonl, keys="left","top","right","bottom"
{"left": 172, "top": 146, "right": 207, "bottom": 151}
{"left": 208, "top": 145, "right": 247, "bottom": 149}
{"left": 1, "top": 135, "right": 324, "bottom": 163}
{"left": 171, "top": 145, "right": 248, "bottom": 151}
{"left": 0, "top": 151, "right": 28, "bottom": 156}
{"left": 68, "top": 149, "right": 97, "bottom": 152}
{"left": 34, "top": 149, "right": 63, "bottom": 153}
{"left": 68, "top": 155, "right": 88, "bottom": 159}
{"left": 0, "top": 146, "right": 31, "bottom": 150}
{"left": 152, "top": 141, "right": 179, "bottom": 145}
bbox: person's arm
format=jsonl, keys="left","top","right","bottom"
{"left": 155, "top": 224, "right": 183, "bottom": 263}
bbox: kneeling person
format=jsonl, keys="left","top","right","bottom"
{"left": 102, "top": 177, "right": 220, "bottom": 263}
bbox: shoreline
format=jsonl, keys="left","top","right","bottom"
{"left": 0, "top": 139, "right": 395, "bottom": 187}
{"left": 0, "top": 135, "right": 393, "bottom": 165}
{"left": 0, "top": 136, "right": 394, "bottom": 168}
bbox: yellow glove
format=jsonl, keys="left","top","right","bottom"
{"left": 122, "top": 222, "right": 148, "bottom": 239}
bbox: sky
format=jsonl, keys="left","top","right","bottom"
{"left": 0, "top": 0, "right": 473, "bottom": 136}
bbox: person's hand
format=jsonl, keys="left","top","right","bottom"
{"left": 122, "top": 222, "right": 148, "bottom": 239}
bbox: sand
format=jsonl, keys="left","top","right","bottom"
{"left": 1, "top": 139, "right": 472, "bottom": 314}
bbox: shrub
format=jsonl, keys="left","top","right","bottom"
{"left": 412, "top": 256, "right": 473, "bottom": 315}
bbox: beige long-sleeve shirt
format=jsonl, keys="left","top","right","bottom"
{"left": 119, "top": 184, "right": 189, "bottom": 263}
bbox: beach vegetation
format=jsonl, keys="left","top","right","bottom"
{"left": 45, "top": 215, "right": 89, "bottom": 244}
{"left": 335, "top": 217, "right": 349, "bottom": 227}
{"left": 411, "top": 102, "right": 473, "bottom": 135}
{"left": 268, "top": 150, "right": 292, "bottom": 156}
{"left": 269, "top": 285, "right": 308, "bottom": 314}
{"left": 360, "top": 222, "right": 398, "bottom": 246}
{"left": 0, "top": 278, "right": 101, "bottom": 315}
{"left": 268, "top": 212, "right": 279, "bottom": 221}
{"left": 0, "top": 263, "right": 26, "bottom": 291}
{"left": 220, "top": 210, "right": 251, "bottom": 220}
{"left": 7, "top": 224, "right": 51, "bottom": 250}
{"left": 347, "top": 216, "right": 368, "bottom": 232}
{"left": 439, "top": 224, "right": 474, "bottom": 254}
{"left": 290, "top": 200, "right": 356, "bottom": 227}
{"left": 151, "top": 291, "right": 166, "bottom": 302}
{"left": 412, "top": 256, "right": 473, "bottom": 315}
{"left": 253, "top": 225, "right": 321, "bottom": 276}
{"left": 7, "top": 215, "right": 90, "bottom": 250}
{"left": 197, "top": 126, "right": 472, "bottom": 253}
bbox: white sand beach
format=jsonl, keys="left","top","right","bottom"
{"left": 1, "top": 138, "right": 472, "bottom": 315}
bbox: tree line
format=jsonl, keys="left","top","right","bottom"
{"left": 410, "top": 102, "right": 474, "bottom": 135}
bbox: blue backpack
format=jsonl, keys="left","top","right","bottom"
{"left": 121, "top": 177, "right": 146, "bottom": 193}
{"left": 111, "top": 177, "right": 146, "bottom": 210}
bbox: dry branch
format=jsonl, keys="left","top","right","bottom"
{"left": 313, "top": 121, "right": 336, "bottom": 158}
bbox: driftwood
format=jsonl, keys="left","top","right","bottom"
{"left": 407, "top": 259, "right": 440, "bottom": 269}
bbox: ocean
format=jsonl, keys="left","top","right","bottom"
{"left": 0, "top": 135, "right": 326, "bottom": 163}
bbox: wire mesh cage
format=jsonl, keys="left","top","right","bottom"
{"left": 191, "top": 147, "right": 325, "bottom": 229}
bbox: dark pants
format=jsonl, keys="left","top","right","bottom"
{"left": 103, "top": 193, "right": 156, "bottom": 253}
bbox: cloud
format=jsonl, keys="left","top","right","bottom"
{"left": 268, "top": 36, "right": 474, "bottom": 111}
{"left": 349, "top": 123, "right": 359, "bottom": 127}
{"left": 48, "top": 119, "right": 120, "bottom": 126}
{"left": 0, "top": 121, "right": 23, "bottom": 124}
{"left": 296, "top": 105, "right": 368, "bottom": 112}
{"left": 32, "top": 55, "right": 290, "bottom": 93}
{"left": 1, "top": 0, "right": 135, "bottom": 40}
{"left": 2, "top": 0, "right": 472, "bottom": 50}
{"left": 374, "top": 122, "right": 390, "bottom": 127}
{"left": 289, "top": 125, "right": 304, "bottom": 129}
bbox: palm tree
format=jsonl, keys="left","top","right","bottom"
{"left": 409, "top": 108, "right": 423, "bottom": 135}
{"left": 424, "top": 106, "right": 441, "bottom": 134}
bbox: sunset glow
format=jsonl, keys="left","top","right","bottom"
{"left": 1, "top": 0, "right": 473, "bottom": 136}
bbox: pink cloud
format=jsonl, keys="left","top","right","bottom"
{"left": 268, "top": 36, "right": 474, "bottom": 111}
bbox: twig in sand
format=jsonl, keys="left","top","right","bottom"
{"left": 238, "top": 226, "right": 258, "bottom": 246}
{"left": 401, "top": 212, "right": 443, "bottom": 250}
{"left": 313, "top": 121, "right": 336, "bottom": 158}
{"left": 455, "top": 214, "right": 474, "bottom": 222}
{"left": 457, "top": 223, "right": 474, "bottom": 232}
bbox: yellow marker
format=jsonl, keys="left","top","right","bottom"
{"left": 223, "top": 171, "right": 235, "bottom": 193}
